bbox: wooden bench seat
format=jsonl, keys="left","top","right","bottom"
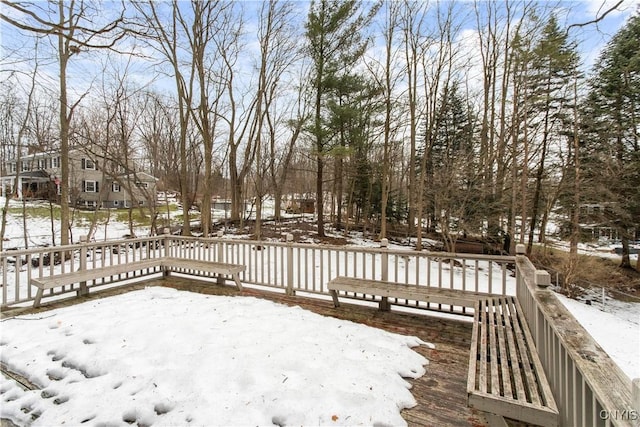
{"left": 31, "top": 258, "right": 164, "bottom": 308}
{"left": 161, "top": 257, "right": 245, "bottom": 291}
{"left": 327, "top": 276, "right": 490, "bottom": 311}
{"left": 467, "top": 296, "right": 558, "bottom": 427}
{"left": 327, "top": 277, "right": 558, "bottom": 426}
{"left": 30, "top": 257, "right": 246, "bottom": 308}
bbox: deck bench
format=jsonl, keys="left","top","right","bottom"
{"left": 327, "top": 276, "right": 490, "bottom": 311}
{"left": 327, "top": 277, "right": 558, "bottom": 426}
{"left": 31, "top": 258, "right": 163, "bottom": 308}
{"left": 467, "top": 296, "right": 558, "bottom": 427}
{"left": 30, "top": 257, "right": 245, "bottom": 308}
{"left": 161, "top": 257, "right": 245, "bottom": 291}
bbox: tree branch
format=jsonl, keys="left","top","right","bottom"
{"left": 565, "top": 0, "right": 624, "bottom": 35}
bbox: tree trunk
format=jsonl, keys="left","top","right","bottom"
{"left": 335, "top": 156, "right": 343, "bottom": 229}
{"left": 316, "top": 156, "right": 324, "bottom": 237}
{"left": 58, "top": 7, "right": 71, "bottom": 246}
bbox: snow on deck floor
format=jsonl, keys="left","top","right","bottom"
{"left": 0, "top": 287, "right": 430, "bottom": 426}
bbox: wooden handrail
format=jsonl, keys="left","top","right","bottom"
{"left": 516, "top": 254, "right": 638, "bottom": 426}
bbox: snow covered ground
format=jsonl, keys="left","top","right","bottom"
{"left": 0, "top": 287, "right": 428, "bottom": 426}
{"left": 555, "top": 293, "right": 640, "bottom": 380}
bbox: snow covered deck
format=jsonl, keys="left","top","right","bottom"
{"left": 2, "top": 276, "right": 490, "bottom": 427}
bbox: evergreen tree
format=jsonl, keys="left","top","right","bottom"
{"left": 582, "top": 14, "right": 640, "bottom": 269}
{"left": 525, "top": 15, "right": 580, "bottom": 252}
{"left": 427, "top": 82, "right": 479, "bottom": 250}
{"left": 325, "top": 73, "right": 382, "bottom": 231}
{"left": 304, "top": 0, "right": 380, "bottom": 237}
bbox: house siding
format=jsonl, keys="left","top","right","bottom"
{"left": 2, "top": 150, "right": 157, "bottom": 208}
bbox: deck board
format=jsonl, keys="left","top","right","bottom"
{"left": 1, "top": 276, "right": 518, "bottom": 427}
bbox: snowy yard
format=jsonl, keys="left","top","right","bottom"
{"left": 0, "top": 287, "right": 428, "bottom": 426}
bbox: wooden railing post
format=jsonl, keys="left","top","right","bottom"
{"left": 162, "top": 228, "right": 171, "bottom": 277}
{"left": 216, "top": 230, "right": 224, "bottom": 263}
{"left": 633, "top": 378, "right": 640, "bottom": 416}
{"left": 286, "top": 233, "right": 294, "bottom": 296}
{"left": 162, "top": 228, "right": 171, "bottom": 258}
{"left": 215, "top": 231, "right": 225, "bottom": 285}
{"left": 535, "top": 270, "right": 551, "bottom": 288}
{"left": 78, "top": 235, "right": 89, "bottom": 296}
{"left": 380, "top": 238, "right": 389, "bottom": 282}
{"left": 515, "top": 244, "right": 526, "bottom": 294}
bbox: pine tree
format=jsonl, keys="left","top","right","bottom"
{"left": 428, "top": 82, "right": 478, "bottom": 251}
{"left": 582, "top": 14, "right": 640, "bottom": 269}
{"left": 325, "top": 73, "right": 382, "bottom": 231}
{"left": 525, "top": 15, "right": 580, "bottom": 253}
{"left": 304, "top": 0, "right": 380, "bottom": 237}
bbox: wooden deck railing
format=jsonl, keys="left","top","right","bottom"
{"left": 1, "top": 234, "right": 513, "bottom": 308}
{"left": 167, "top": 235, "right": 513, "bottom": 300}
{"left": 1, "top": 235, "right": 638, "bottom": 426}
{"left": 515, "top": 245, "right": 639, "bottom": 427}
{"left": 1, "top": 235, "right": 166, "bottom": 306}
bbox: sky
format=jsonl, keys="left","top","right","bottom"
{"left": 2, "top": 0, "right": 639, "bottom": 101}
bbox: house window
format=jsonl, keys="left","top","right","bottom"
{"left": 82, "top": 158, "right": 96, "bottom": 170}
{"left": 38, "top": 159, "right": 47, "bottom": 169}
{"left": 85, "top": 200, "right": 97, "bottom": 208}
{"left": 52, "top": 157, "right": 60, "bottom": 168}
{"left": 135, "top": 182, "right": 148, "bottom": 189}
{"left": 21, "top": 161, "right": 30, "bottom": 172}
{"left": 138, "top": 200, "right": 144, "bottom": 206}
{"left": 9, "top": 163, "right": 16, "bottom": 173}
{"left": 114, "top": 200, "right": 119, "bottom": 206}
{"left": 112, "top": 183, "right": 121, "bottom": 192}
{"left": 83, "top": 180, "right": 98, "bottom": 193}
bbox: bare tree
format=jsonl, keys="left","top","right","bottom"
{"left": 250, "top": 0, "right": 303, "bottom": 239}
{"left": 267, "top": 70, "right": 309, "bottom": 222}
{"left": 214, "top": 6, "right": 261, "bottom": 226}
{"left": 366, "top": 1, "right": 402, "bottom": 240}
{"left": 414, "top": 2, "right": 460, "bottom": 250}
{"left": 400, "top": 0, "right": 428, "bottom": 239}
{"left": 1, "top": 0, "right": 125, "bottom": 245}
{"left": 186, "top": 1, "right": 230, "bottom": 237}
{"left": 133, "top": 0, "right": 198, "bottom": 235}
{"left": 0, "top": 78, "right": 36, "bottom": 250}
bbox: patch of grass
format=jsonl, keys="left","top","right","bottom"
{"left": 72, "top": 209, "right": 113, "bottom": 226}
{"left": 6, "top": 203, "right": 171, "bottom": 228}
{"left": 114, "top": 209, "right": 154, "bottom": 227}
{"left": 160, "top": 203, "right": 180, "bottom": 213}
{"left": 530, "top": 245, "right": 640, "bottom": 298}
{"left": 8, "top": 204, "right": 61, "bottom": 220}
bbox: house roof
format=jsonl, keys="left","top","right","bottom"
{"left": 19, "top": 170, "right": 50, "bottom": 179}
{"left": 0, "top": 170, "right": 52, "bottom": 182}
{"left": 114, "top": 171, "right": 158, "bottom": 182}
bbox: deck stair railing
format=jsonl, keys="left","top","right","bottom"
{"left": 1, "top": 234, "right": 639, "bottom": 426}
